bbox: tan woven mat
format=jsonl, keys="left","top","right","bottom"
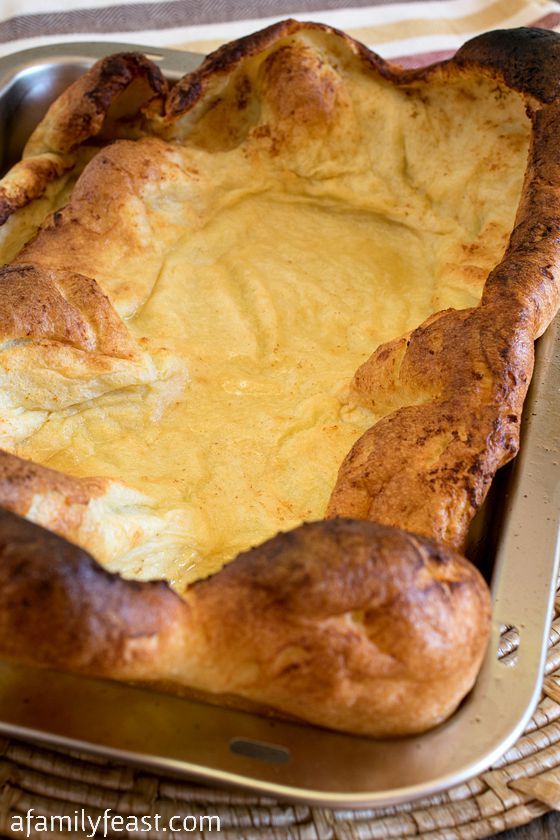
{"left": 1, "top": 590, "right": 560, "bottom": 839}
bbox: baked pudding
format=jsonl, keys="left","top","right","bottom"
{"left": 0, "top": 21, "right": 558, "bottom": 736}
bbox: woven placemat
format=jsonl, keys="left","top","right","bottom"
{"left": 1, "top": 591, "right": 560, "bottom": 839}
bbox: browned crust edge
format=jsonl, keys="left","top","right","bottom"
{"left": 163, "top": 21, "right": 560, "bottom": 120}
{"left": 25, "top": 51, "right": 168, "bottom": 157}
{"left": 0, "top": 52, "right": 167, "bottom": 226}
{"left": 0, "top": 24, "right": 558, "bottom": 736}
{"left": 327, "top": 65, "right": 560, "bottom": 546}
{"left": 0, "top": 509, "right": 491, "bottom": 736}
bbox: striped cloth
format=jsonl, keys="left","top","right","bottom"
{"left": 0, "top": 0, "right": 558, "bottom": 64}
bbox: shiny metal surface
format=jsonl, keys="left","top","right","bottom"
{"left": 0, "top": 42, "right": 199, "bottom": 173}
{"left": 0, "top": 42, "right": 558, "bottom": 808}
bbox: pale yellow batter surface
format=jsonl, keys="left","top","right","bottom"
{"left": 16, "top": 191, "right": 439, "bottom": 584}
{"left": 5, "top": 58, "right": 530, "bottom": 592}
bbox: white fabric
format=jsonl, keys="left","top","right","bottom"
{"left": 0, "top": 0, "right": 556, "bottom": 60}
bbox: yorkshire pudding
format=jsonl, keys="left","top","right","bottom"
{"left": 0, "top": 22, "right": 559, "bottom": 736}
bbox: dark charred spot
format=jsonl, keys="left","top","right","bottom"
{"left": 0, "top": 195, "right": 17, "bottom": 227}
{"left": 455, "top": 28, "right": 560, "bottom": 104}
{"left": 169, "top": 78, "right": 203, "bottom": 116}
{"left": 236, "top": 75, "right": 251, "bottom": 110}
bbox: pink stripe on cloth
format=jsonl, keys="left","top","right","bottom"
{"left": 390, "top": 10, "right": 560, "bottom": 67}
{"left": 391, "top": 49, "right": 455, "bottom": 68}
{"left": 530, "top": 10, "right": 560, "bottom": 28}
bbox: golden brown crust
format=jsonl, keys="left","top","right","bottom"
{"left": 161, "top": 22, "right": 560, "bottom": 125}
{"left": 0, "top": 155, "right": 73, "bottom": 227}
{"left": 327, "top": 307, "right": 532, "bottom": 549}
{"left": 0, "top": 509, "right": 490, "bottom": 736}
{"left": 184, "top": 518, "right": 491, "bottom": 735}
{"left": 327, "top": 96, "right": 560, "bottom": 548}
{"left": 483, "top": 101, "right": 560, "bottom": 333}
{"left": 0, "top": 22, "right": 558, "bottom": 736}
{"left": 453, "top": 27, "right": 560, "bottom": 104}
{"left": 15, "top": 137, "right": 190, "bottom": 318}
{"left": 0, "top": 263, "right": 136, "bottom": 357}
{"left": 163, "top": 19, "right": 309, "bottom": 122}
{"left": 0, "top": 450, "right": 115, "bottom": 564}
{"left": 25, "top": 52, "right": 167, "bottom": 158}
{"left": 0, "top": 53, "right": 167, "bottom": 227}
{"left": 0, "top": 507, "right": 184, "bottom": 676}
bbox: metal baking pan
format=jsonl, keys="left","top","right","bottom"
{"left": 0, "top": 41, "right": 558, "bottom": 809}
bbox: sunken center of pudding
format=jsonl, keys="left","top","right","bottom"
{"left": 6, "top": 55, "right": 531, "bottom": 593}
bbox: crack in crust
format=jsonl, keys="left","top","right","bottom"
{"left": 0, "top": 22, "right": 558, "bottom": 736}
